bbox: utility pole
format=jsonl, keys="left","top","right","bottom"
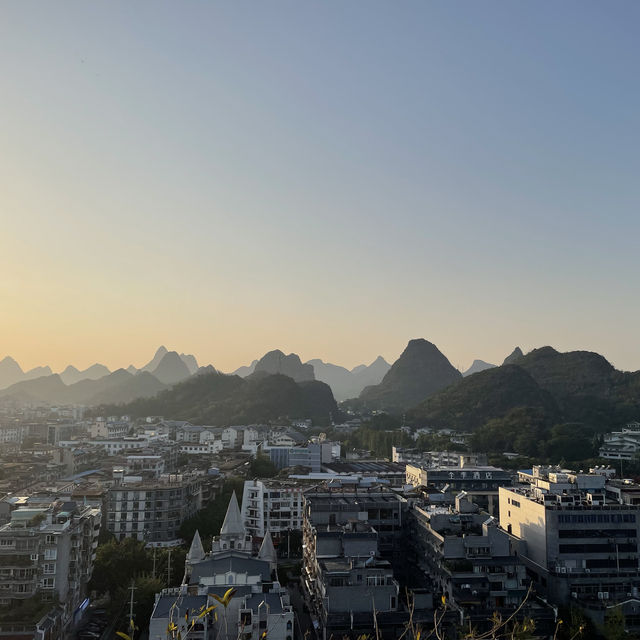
{"left": 167, "top": 548, "right": 172, "bottom": 586}
{"left": 152, "top": 545, "right": 157, "bottom": 579}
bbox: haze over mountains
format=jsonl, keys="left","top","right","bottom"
{"left": 3, "top": 339, "right": 638, "bottom": 438}
{"left": 233, "top": 351, "right": 390, "bottom": 401}
{"left": 0, "top": 345, "right": 390, "bottom": 408}
{"left": 0, "top": 347, "right": 200, "bottom": 405}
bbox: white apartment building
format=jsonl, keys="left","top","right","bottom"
{"left": 600, "top": 423, "right": 640, "bottom": 461}
{"left": 179, "top": 441, "right": 224, "bottom": 456}
{"left": 0, "top": 423, "right": 29, "bottom": 445}
{"left": 241, "top": 480, "right": 304, "bottom": 542}
{"left": 90, "top": 416, "right": 130, "bottom": 439}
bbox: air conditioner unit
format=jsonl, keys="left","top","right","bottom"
{"left": 628, "top": 592, "right": 633, "bottom": 597}
{"left": 560, "top": 567, "right": 567, "bottom": 574}
{"left": 30, "top": 554, "right": 38, "bottom": 561}
{"left": 598, "top": 592, "right": 604, "bottom": 600}
{"left": 571, "top": 592, "right": 578, "bottom": 599}
{"left": 603, "top": 592, "right": 609, "bottom": 599}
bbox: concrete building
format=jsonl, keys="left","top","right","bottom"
{"left": 0, "top": 498, "right": 101, "bottom": 639}
{"left": 90, "top": 417, "right": 130, "bottom": 439}
{"left": 600, "top": 424, "right": 640, "bottom": 461}
{"left": 500, "top": 465, "right": 640, "bottom": 630}
{"left": 240, "top": 480, "right": 304, "bottom": 545}
{"left": 125, "top": 455, "right": 166, "bottom": 477}
{"left": 106, "top": 472, "right": 202, "bottom": 544}
{"left": 407, "top": 493, "right": 530, "bottom": 627}
{"left": 406, "top": 457, "right": 512, "bottom": 515}
{"left": 302, "top": 482, "right": 433, "bottom": 639}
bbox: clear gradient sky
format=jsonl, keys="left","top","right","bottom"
{"left": 1, "top": 2, "right": 639, "bottom": 374}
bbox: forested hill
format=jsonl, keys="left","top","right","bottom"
{"left": 96, "top": 371, "right": 337, "bottom": 425}
{"left": 411, "top": 347, "right": 640, "bottom": 432}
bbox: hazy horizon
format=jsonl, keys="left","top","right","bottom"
{"left": 1, "top": 337, "right": 637, "bottom": 378}
{"left": 2, "top": 2, "right": 639, "bottom": 375}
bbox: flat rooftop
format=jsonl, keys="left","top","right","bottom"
{"left": 322, "top": 461, "right": 406, "bottom": 474}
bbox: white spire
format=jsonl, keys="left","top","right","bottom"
{"left": 258, "top": 530, "right": 277, "bottom": 568}
{"left": 187, "top": 529, "right": 205, "bottom": 564}
{"left": 220, "top": 491, "right": 246, "bottom": 537}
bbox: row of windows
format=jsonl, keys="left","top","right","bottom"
{"left": 558, "top": 528, "right": 636, "bottom": 539}
{"left": 557, "top": 513, "right": 636, "bottom": 524}
{"left": 559, "top": 543, "right": 637, "bottom": 554}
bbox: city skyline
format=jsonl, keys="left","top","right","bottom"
{"left": 2, "top": 2, "right": 639, "bottom": 373}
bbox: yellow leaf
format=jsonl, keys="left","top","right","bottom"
{"left": 441, "top": 595, "right": 446, "bottom": 606}
{"left": 196, "top": 605, "right": 218, "bottom": 619}
{"left": 116, "top": 633, "right": 132, "bottom": 640}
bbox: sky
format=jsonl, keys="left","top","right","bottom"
{"left": 1, "top": 1, "right": 639, "bottom": 374}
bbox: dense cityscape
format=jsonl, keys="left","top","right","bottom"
{"left": 0, "top": 342, "right": 639, "bottom": 640}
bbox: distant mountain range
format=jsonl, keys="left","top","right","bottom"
{"left": 0, "top": 347, "right": 200, "bottom": 393}
{"left": 233, "top": 352, "right": 390, "bottom": 401}
{"left": 0, "top": 347, "right": 201, "bottom": 406}
{"left": 4, "top": 340, "right": 637, "bottom": 437}
{"left": 0, "top": 357, "right": 53, "bottom": 389}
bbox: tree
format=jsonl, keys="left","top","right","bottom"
{"left": 602, "top": 607, "right": 626, "bottom": 640}
{"left": 248, "top": 454, "right": 277, "bottom": 478}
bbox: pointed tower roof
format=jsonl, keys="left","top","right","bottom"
{"left": 187, "top": 529, "right": 206, "bottom": 564}
{"left": 220, "top": 491, "right": 245, "bottom": 536}
{"left": 258, "top": 530, "right": 277, "bottom": 567}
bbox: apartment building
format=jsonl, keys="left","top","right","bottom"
{"left": 106, "top": 472, "right": 202, "bottom": 544}
{"left": 240, "top": 480, "right": 304, "bottom": 544}
{"left": 89, "top": 416, "right": 130, "bottom": 439}
{"left": 0, "top": 498, "right": 101, "bottom": 638}
{"left": 406, "top": 493, "right": 538, "bottom": 630}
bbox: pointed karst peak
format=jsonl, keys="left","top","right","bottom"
{"left": 141, "top": 345, "right": 171, "bottom": 373}
{"left": 220, "top": 491, "right": 245, "bottom": 536}
{"left": 0, "top": 356, "right": 25, "bottom": 389}
{"left": 463, "top": 359, "right": 497, "bottom": 377}
{"left": 254, "top": 349, "right": 315, "bottom": 382}
{"left": 503, "top": 347, "right": 524, "bottom": 365}
{"left": 1, "top": 355, "right": 22, "bottom": 368}
{"left": 151, "top": 351, "right": 191, "bottom": 385}
{"left": 359, "top": 338, "right": 461, "bottom": 411}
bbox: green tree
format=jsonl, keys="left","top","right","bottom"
{"left": 602, "top": 607, "right": 626, "bottom": 640}
{"left": 249, "top": 453, "right": 277, "bottom": 478}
